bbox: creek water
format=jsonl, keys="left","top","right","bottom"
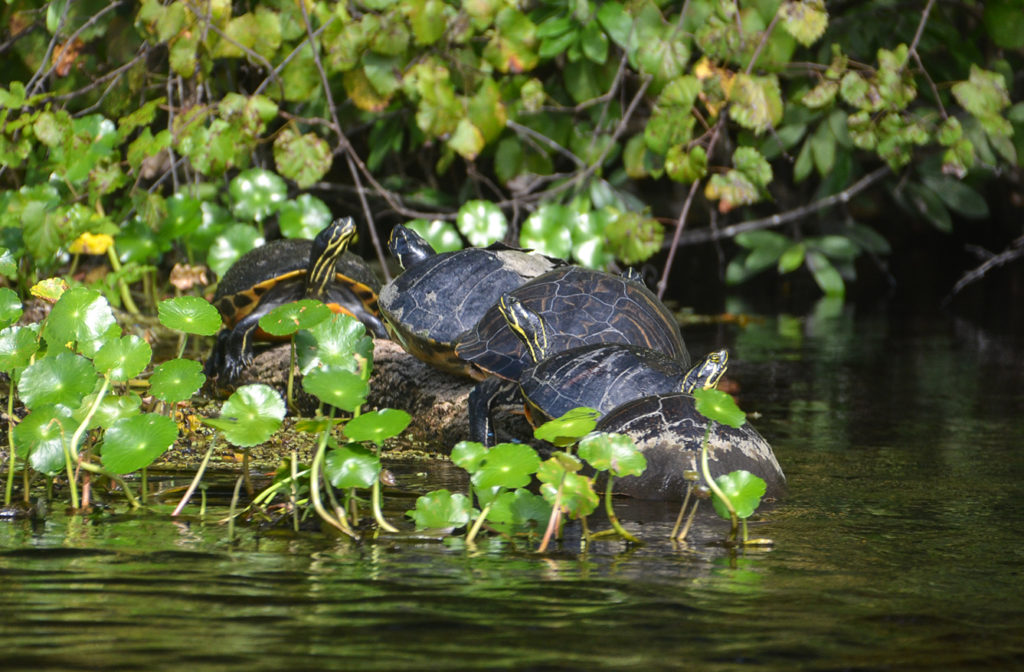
{"left": 1, "top": 306, "right": 1022, "bottom": 671}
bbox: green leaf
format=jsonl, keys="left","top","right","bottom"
{"left": 407, "top": 489, "right": 473, "bottom": 529}
{"left": 278, "top": 194, "right": 333, "bottom": 240}
{"left": 80, "top": 392, "right": 141, "bottom": 430}
{"left": 711, "top": 470, "right": 767, "bottom": 520}
{"left": 0, "top": 287, "right": 22, "bottom": 329}
{"left": 0, "top": 326, "right": 40, "bottom": 373}
{"left": 13, "top": 406, "right": 73, "bottom": 475}
{"left": 149, "top": 358, "right": 205, "bottom": 404}
{"left": 596, "top": 2, "right": 633, "bottom": 49}
{"left": 810, "top": 121, "right": 836, "bottom": 176}
{"left": 733, "top": 147, "right": 773, "bottom": 188}
{"left": 693, "top": 388, "right": 746, "bottom": 428}
{"left": 801, "top": 80, "right": 838, "bottom": 109}
{"left": 537, "top": 455, "right": 598, "bottom": 518}
{"left": 920, "top": 175, "right": 990, "bottom": 219}
{"left": 303, "top": 313, "right": 374, "bottom": 373}
{"left": 644, "top": 76, "right": 700, "bottom": 154}
{"left": 777, "top": 0, "right": 828, "bottom": 47}
{"left": 806, "top": 250, "right": 846, "bottom": 297}
{"left": 520, "top": 203, "right": 573, "bottom": 259}
{"left": 456, "top": 200, "right": 507, "bottom": 246}
{"left": 578, "top": 432, "right": 646, "bottom": 477}
{"left": 158, "top": 296, "right": 222, "bottom": 336}
{"left": 952, "top": 66, "right": 1012, "bottom": 137}
{"left": 605, "top": 211, "right": 663, "bottom": 265}
{"left": 19, "top": 352, "right": 96, "bottom": 411}
{"left": 274, "top": 128, "right": 332, "bottom": 189}
{"left": 343, "top": 408, "right": 411, "bottom": 445}
{"left": 471, "top": 442, "right": 541, "bottom": 490}
{"left": 487, "top": 488, "right": 552, "bottom": 533}
{"left": 705, "top": 171, "right": 760, "bottom": 213}
{"left": 43, "top": 287, "right": 118, "bottom": 357}
{"left": 533, "top": 407, "right": 601, "bottom": 447}
{"left": 93, "top": 335, "right": 152, "bottom": 381}
{"left": 983, "top": 0, "right": 1024, "bottom": 48}
{"left": 580, "top": 21, "right": 609, "bottom": 64}
{"left": 302, "top": 366, "right": 368, "bottom": 412}
{"left": 447, "top": 118, "right": 485, "bottom": 160}
{"left": 729, "top": 74, "right": 783, "bottom": 134}
{"left": 664, "top": 144, "right": 707, "bottom": 184}
{"left": 100, "top": 413, "right": 178, "bottom": 474}
{"left": 452, "top": 440, "right": 488, "bottom": 473}
{"left": 777, "top": 243, "right": 806, "bottom": 274}
{"left": 205, "top": 384, "right": 286, "bottom": 447}
{"left": 325, "top": 442, "right": 380, "bottom": 489}
{"left": 229, "top": 168, "right": 288, "bottom": 223}
{"left": 904, "top": 183, "right": 952, "bottom": 233}
{"left": 636, "top": 35, "right": 689, "bottom": 93}
{"left": 405, "top": 219, "right": 463, "bottom": 253}
{"left": 207, "top": 224, "right": 263, "bottom": 279}
{"left": 406, "top": 0, "right": 448, "bottom": 45}
{"left": 259, "top": 300, "right": 332, "bottom": 337}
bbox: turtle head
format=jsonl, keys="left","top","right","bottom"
{"left": 497, "top": 293, "right": 549, "bottom": 363}
{"left": 308, "top": 218, "right": 357, "bottom": 296}
{"left": 388, "top": 224, "right": 435, "bottom": 270}
{"left": 681, "top": 348, "right": 729, "bottom": 393}
{"left": 621, "top": 267, "right": 646, "bottom": 286}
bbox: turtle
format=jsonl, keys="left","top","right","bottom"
{"left": 468, "top": 291, "right": 722, "bottom": 444}
{"left": 377, "top": 224, "right": 563, "bottom": 378}
{"left": 594, "top": 393, "right": 787, "bottom": 501}
{"left": 204, "top": 217, "right": 388, "bottom": 382}
{"left": 454, "top": 265, "right": 689, "bottom": 383}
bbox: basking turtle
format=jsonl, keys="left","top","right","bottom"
{"left": 469, "top": 292, "right": 721, "bottom": 444}
{"left": 377, "top": 224, "right": 562, "bottom": 377}
{"left": 455, "top": 266, "right": 689, "bottom": 383}
{"left": 205, "top": 217, "right": 387, "bottom": 382}
{"left": 595, "top": 393, "right": 786, "bottom": 501}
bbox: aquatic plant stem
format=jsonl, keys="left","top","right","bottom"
{"left": 671, "top": 483, "right": 693, "bottom": 539}
{"left": 290, "top": 448, "right": 299, "bottom": 533}
{"left": 227, "top": 476, "right": 244, "bottom": 542}
{"left": 309, "top": 414, "right": 356, "bottom": 538}
{"left": 603, "top": 477, "right": 641, "bottom": 544}
{"left": 4, "top": 389, "right": 16, "bottom": 506}
{"left": 538, "top": 476, "right": 567, "bottom": 553}
{"left": 371, "top": 478, "right": 398, "bottom": 533}
{"left": 78, "top": 461, "right": 140, "bottom": 508}
{"left": 699, "top": 422, "right": 739, "bottom": 541}
{"left": 466, "top": 503, "right": 492, "bottom": 544}
{"left": 63, "top": 375, "right": 111, "bottom": 510}
{"left": 171, "top": 441, "right": 216, "bottom": 516}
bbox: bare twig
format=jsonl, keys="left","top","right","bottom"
{"left": 944, "top": 235, "right": 1024, "bottom": 303}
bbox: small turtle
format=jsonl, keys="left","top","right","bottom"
{"left": 377, "top": 224, "right": 562, "bottom": 377}
{"left": 205, "top": 217, "right": 387, "bottom": 382}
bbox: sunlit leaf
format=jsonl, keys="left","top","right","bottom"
{"left": 302, "top": 366, "right": 368, "bottom": 412}
{"left": 207, "top": 224, "right": 264, "bottom": 279}
{"left": 302, "top": 312, "right": 374, "bottom": 374}
{"left": 204, "top": 383, "right": 285, "bottom": 446}
{"left": 451, "top": 440, "right": 488, "bottom": 472}
{"left": 325, "top": 442, "right": 380, "bottom": 489}
{"left": 43, "top": 287, "right": 119, "bottom": 356}
{"left": 158, "top": 296, "right": 222, "bottom": 336}
{"left": 229, "top": 168, "right": 287, "bottom": 223}
{"left": 149, "top": 358, "right": 205, "bottom": 403}
{"left": 729, "top": 74, "right": 783, "bottom": 134}
{"left": 274, "top": 128, "right": 332, "bottom": 189}
{"left": 407, "top": 489, "right": 473, "bottom": 529}
{"left": 471, "top": 442, "right": 541, "bottom": 490}
{"left": 405, "top": 219, "right": 463, "bottom": 253}
{"left": 18, "top": 352, "right": 96, "bottom": 411}
{"left": 457, "top": 200, "right": 507, "bottom": 246}
{"left": 259, "top": 300, "right": 332, "bottom": 337}
{"left": 0, "top": 287, "right": 22, "bottom": 329}
{"left": 693, "top": 388, "right": 746, "bottom": 428}
{"left": 487, "top": 488, "right": 552, "bottom": 533}
{"left": 520, "top": 203, "right": 573, "bottom": 259}
{"left": 778, "top": 0, "right": 828, "bottom": 47}
{"left": 578, "top": 432, "right": 646, "bottom": 477}
{"left": 0, "top": 325, "right": 39, "bottom": 373}
{"left": 94, "top": 335, "right": 151, "bottom": 381}
{"left": 537, "top": 455, "right": 598, "bottom": 518}
{"left": 13, "top": 406, "right": 73, "bottom": 474}
{"left": 711, "top": 470, "right": 767, "bottom": 520}
{"left": 605, "top": 211, "right": 663, "bottom": 265}
{"left": 343, "top": 408, "right": 411, "bottom": 445}
{"left": 100, "top": 413, "right": 178, "bottom": 474}
{"left": 278, "top": 194, "right": 333, "bottom": 240}
{"left": 533, "top": 407, "right": 601, "bottom": 447}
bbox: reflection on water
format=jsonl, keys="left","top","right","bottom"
{"left": 2, "top": 308, "right": 1023, "bottom": 671}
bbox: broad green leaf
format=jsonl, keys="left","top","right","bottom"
{"left": 520, "top": 203, "right": 573, "bottom": 259}
{"left": 777, "top": 0, "right": 827, "bottom": 47}
{"left": 951, "top": 66, "right": 1012, "bottom": 137}
{"left": 158, "top": 296, "right": 222, "bottom": 336}
{"left": 18, "top": 352, "right": 96, "bottom": 411}
{"left": 278, "top": 194, "right": 333, "bottom": 240}
{"left": 806, "top": 250, "right": 846, "bottom": 297}
{"left": 487, "top": 488, "right": 552, "bottom": 533}
{"left": 457, "top": 200, "right": 507, "bottom": 246}
{"left": 207, "top": 224, "right": 263, "bottom": 279}
{"left": 325, "top": 442, "right": 380, "bottom": 489}
{"left": 920, "top": 175, "right": 990, "bottom": 219}
{"left": 810, "top": 121, "right": 836, "bottom": 176}
{"left": 693, "top": 388, "right": 746, "bottom": 428}
{"left": 229, "top": 168, "right": 288, "bottom": 223}
{"left": 303, "top": 313, "right": 373, "bottom": 373}
{"left": 274, "top": 128, "right": 332, "bottom": 189}
{"left": 729, "top": 74, "right": 783, "bottom": 134}
{"left": 904, "top": 183, "right": 952, "bottom": 233}
{"left": 343, "top": 408, "right": 411, "bottom": 445}
{"left": 665, "top": 144, "right": 707, "bottom": 184}
{"left": 0, "top": 287, "right": 22, "bottom": 328}
{"left": 43, "top": 287, "right": 118, "bottom": 356}
{"left": 205, "top": 383, "right": 286, "bottom": 446}
{"left": 578, "top": 432, "right": 646, "bottom": 477}
{"left": 733, "top": 147, "right": 773, "bottom": 188}
{"left": 801, "top": 80, "right": 838, "bottom": 109}
{"left": 0, "top": 325, "right": 39, "bottom": 373}
{"left": 407, "top": 489, "right": 473, "bottom": 529}
{"left": 451, "top": 440, "right": 487, "bottom": 473}
{"left": 471, "top": 442, "right": 541, "bottom": 490}
{"left": 580, "top": 21, "right": 609, "bottom": 64}
{"left": 705, "top": 171, "right": 760, "bottom": 213}
{"left": 13, "top": 406, "right": 72, "bottom": 475}
{"left": 777, "top": 243, "right": 806, "bottom": 274}
{"left": 302, "top": 366, "right": 368, "bottom": 412}
{"left": 100, "top": 413, "right": 178, "bottom": 474}
{"left": 259, "top": 300, "right": 332, "bottom": 337}
{"left": 77, "top": 390, "right": 141, "bottom": 431}
{"left": 605, "top": 211, "right": 663, "bottom": 265}
{"left": 406, "top": 219, "right": 463, "bottom": 253}
{"left": 644, "top": 76, "right": 700, "bottom": 154}
{"left": 537, "top": 456, "right": 598, "bottom": 518}
{"left": 533, "top": 407, "right": 601, "bottom": 446}
{"left": 149, "top": 358, "right": 205, "bottom": 403}
{"left": 447, "top": 118, "right": 485, "bottom": 160}
{"left": 983, "top": 0, "right": 1024, "bottom": 49}
{"left": 711, "top": 470, "right": 767, "bottom": 520}
{"left": 94, "top": 335, "right": 152, "bottom": 381}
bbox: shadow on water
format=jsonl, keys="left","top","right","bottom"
{"left": 1, "top": 308, "right": 1023, "bottom": 671}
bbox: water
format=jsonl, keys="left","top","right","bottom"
{"left": 1, "top": 308, "right": 1023, "bottom": 671}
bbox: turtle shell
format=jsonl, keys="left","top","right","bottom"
{"left": 518, "top": 343, "right": 689, "bottom": 426}
{"left": 213, "top": 238, "right": 381, "bottom": 328}
{"left": 455, "top": 266, "right": 689, "bottom": 381}
{"left": 378, "top": 244, "right": 560, "bottom": 377}
{"left": 595, "top": 393, "right": 786, "bottom": 501}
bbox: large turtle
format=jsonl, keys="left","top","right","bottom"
{"left": 377, "top": 224, "right": 562, "bottom": 377}
{"left": 205, "top": 217, "right": 387, "bottom": 382}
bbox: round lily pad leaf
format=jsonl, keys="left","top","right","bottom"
{"left": 207, "top": 224, "right": 264, "bottom": 279}
{"left": 149, "top": 358, "right": 205, "bottom": 403}
{"left": 405, "top": 219, "right": 463, "bottom": 253}
{"left": 520, "top": 203, "right": 573, "bottom": 259}
{"left": 456, "top": 200, "right": 507, "bottom": 246}
{"left": 342, "top": 408, "right": 411, "bottom": 445}
{"left": 302, "top": 366, "right": 368, "bottom": 412}
{"left": 0, "top": 325, "right": 40, "bottom": 373}
{"left": 605, "top": 211, "right": 664, "bottom": 266}
{"left": 189, "top": 201, "right": 235, "bottom": 256}
{"left": 160, "top": 193, "right": 202, "bottom": 242}
{"left": 325, "top": 442, "right": 380, "bottom": 489}
{"left": 259, "top": 299, "right": 332, "bottom": 337}
{"left": 578, "top": 431, "right": 646, "bottom": 477}
{"left": 301, "top": 313, "right": 373, "bottom": 372}
{"left": 487, "top": 488, "right": 552, "bottom": 533}
{"left": 0, "top": 287, "right": 23, "bottom": 329}
{"left": 278, "top": 194, "right": 332, "bottom": 240}
{"left": 693, "top": 388, "right": 746, "bottom": 428}
{"left": 100, "top": 413, "right": 178, "bottom": 474}
{"left": 537, "top": 456, "right": 599, "bottom": 518}
{"left": 533, "top": 407, "right": 601, "bottom": 447}
{"left": 78, "top": 390, "right": 141, "bottom": 430}
{"left": 451, "top": 440, "right": 487, "bottom": 472}
{"left": 94, "top": 335, "right": 152, "bottom": 381}
{"left": 407, "top": 489, "right": 473, "bottom": 530}
{"left": 571, "top": 207, "right": 614, "bottom": 269}
{"left": 228, "top": 168, "right": 287, "bottom": 223}
{"left": 18, "top": 351, "right": 97, "bottom": 411}
{"left": 158, "top": 296, "right": 222, "bottom": 336}
{"left": 204, "top": 383, "right": 285, "bottom": 447}
{"left": 13, "top": 405, "right": 73, "bottom": 474}
{"left": 472, "top": 442, "right": 541, "bottom": 491}
{"left": 43, "top": 287, "right": 119, "bottom": 357}
{"left": 711, "top": 469, "right": 767, "bottom": 520}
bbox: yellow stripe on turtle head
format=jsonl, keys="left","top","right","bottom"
{"left": 681, "top": 348, "right": 729, "bottom": 393}
{"left": 497, "top": 293, "right": 549, "bottom": 363}
{"left": 308, "top": 218, "right": 357, "bottom": 297}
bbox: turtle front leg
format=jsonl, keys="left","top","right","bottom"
{"left": 468, "top": 377, "right": 519, "bottom": 447}
{"left": 217, "top": 312, "right": 262, "bottom": 382}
